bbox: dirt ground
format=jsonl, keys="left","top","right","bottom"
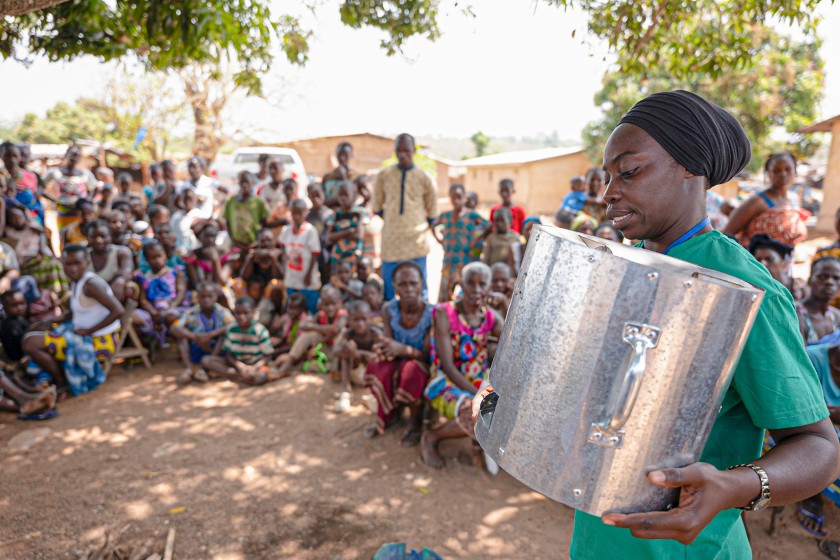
{"left": 0, "top": 356, "right": 837, "bottom": 559}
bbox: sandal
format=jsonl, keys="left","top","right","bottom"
{"left": 176, "top": 368, "right": 193, "bottom": 387}
{"left": 192, "top": 369, "right": 209, "bottom": 383}
{"left": 18, "top": 408, "right": 58, "bottom": 421}
{"left": 363, "top": 423, "right": 380, "bottom": 439}
{"left": 400, "top": 429, "right": 422, "bottom": 448}
{"left": 799, "top": 503, "right": 827, "bottom": 538}
{"left": 820, "top": 539, "right": 840, "bottom": 560}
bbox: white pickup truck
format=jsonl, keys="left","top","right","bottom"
{"left": 209, "top": 146, "right": 309, "bottom": 197}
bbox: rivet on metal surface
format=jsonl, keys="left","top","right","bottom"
{"left": 590, "top": 431, "right": 602, "bottom": 440}
{"left": 751, "top": 294, "right": 758, "bottom": 301}
{"left": 573, "top": 488, "right": 582, "bottom": 497}
{"left": 587, "top": 254, "right": 596, "bottom": 263}
{"left": 647, "top": 272, "right": 658, "bottom": 281}
{"left": 683, "top": 280, "right": 693, "bottom": 288}
{"left": 499, "top": 447, "right": 506, "bottom": 456}
{"left": 609, "top": 436, "right": 620, "bottom": 445}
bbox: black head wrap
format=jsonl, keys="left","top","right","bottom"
{"left": 748, "top": 233, "right": 793, "bottom": 260}
{"left": 618, "top": 90, "right": 751, "bottom": 188}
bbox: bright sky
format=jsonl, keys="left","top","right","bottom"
{"left": 2, "top": 1, "right": 839, "bottom": 143}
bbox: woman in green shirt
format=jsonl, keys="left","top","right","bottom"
{"left": 475, "top": 91, "right": 840, "bottom": 559}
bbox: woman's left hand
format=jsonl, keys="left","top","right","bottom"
{"left": 601, "top": 463, "right": 746, "bottom": 544}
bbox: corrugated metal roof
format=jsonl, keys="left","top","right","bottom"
{"left": 459, "top": 146, "right": 584, "bottom": 167}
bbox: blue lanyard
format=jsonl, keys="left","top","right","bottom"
{"left": 659, "top": 217, "right": 711, "bottom": 255}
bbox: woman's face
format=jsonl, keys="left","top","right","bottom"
{"left": 587, "top": 170, "right": 604, "bottom": 196}
{"left": 109, "top": 211, "right": 127, "bottom": 235}
{"left": 767, "top": 155, "right": 795, "bottom": 190}
{"left": 461, "top": 270, "right": 490, "bottom": 308}
{"left": 596, "top": 226, "right": 620, "bottom": 242}
{"left": 753, "top": 247, "right": 788, "bottom": 283}
{"left": 2, "top": 145, "right": 21, "bottom": 172}
{"left": 62, "top": 251, "right": 87, "bottom": 282}
{"left": 810, "top": 261, "right": 840, "bottom": 302}
{"left": 576, "top": 221, "right": 596, "bottom": 236}
{"left": 89, "top": 225, "right": 111, "bottom": 252}
{"left": 394, "top": 267, "right": 422, "bottom": 304}
{"left": 603, "top": 124, "right": 694, "bottom": 243}
{"left": 155, "top": 224, "right": 175, "bottom": 248}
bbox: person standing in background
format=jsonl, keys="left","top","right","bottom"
{"left": 372, "top": 134, "right": 437, "bottom": 301}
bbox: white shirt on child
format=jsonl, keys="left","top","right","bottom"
{"left": 279, "top": 222, "right": 322, "bottom": 291}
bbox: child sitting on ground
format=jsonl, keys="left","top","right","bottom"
{"left": 326, "top": 180, "right": 367, "bottom": 271}
{"left": 490, "top": 179, "right": 526, "bottom": 234}
{"left": 133, "top": 241, "right": 189, "bottom": 347}
{"left": 356, "top": 255, "right": 383, "bottom": 292}
{"left": 488, "top": 262, "right": 514, "bottom": 319}
{"left": 476, "top": 207, "right": 521, "bottom": 270}
{"left": 330, "top": 259, "right": 364, "bottom": 302}
{"left": 0, "top": 289, "right": 29, "bottom": 367}
{"left": 362, "top": 279, "right": 385, "bottom": 328}
{"left": 274, "top": 285, "right": 347, "bottom": 378}
{"left": 147, "top": 204, "right": 171, "bottom": 233}
{"left": 170, "top": 282, "right": 234, "bottom": 386}
{"left": 172, "top": 188, "right": 202, "bottom": 253}
{"left": 139, "top": 222, "right": 186, "bottom": 275}
{"left": 333, "top": 299, "right": 382, "bottom": 412}
{"left": 61, "top": 198, "right": 96, "bottom": 247}
{"left": 274, "top": 291, "right": 309, "bottom": 354}
{"left": 201, "top": 296, "right": 275, "bottom": 385}
{"left": 0, "top": 290, "right": 56, "bottom": 415}
{"left": 279, "top": 198, "right": 322, "bottom": 314}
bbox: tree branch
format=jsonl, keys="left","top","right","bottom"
{"left": 0, "top": 0, "right": 69, "bottom": 16}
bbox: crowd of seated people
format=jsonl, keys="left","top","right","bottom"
{"left": 2, "top": 137, "right": 840, "bottom": 507}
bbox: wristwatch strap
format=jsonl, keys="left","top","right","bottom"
{"left": 728, "top": 463, "right": 770, "bottom": 511}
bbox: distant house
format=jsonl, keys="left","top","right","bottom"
{"left": 800, "top": 114, "right": 840, "bottom": 233}
{"left": 260, "top": 132, "right": 396, "bottom": 179}
{"left": 458, "top": 147, "right": 593, "bottom": 214}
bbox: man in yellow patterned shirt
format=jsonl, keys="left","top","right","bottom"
{"left": 373, "top": 133, "right": 437, "bottom": 300}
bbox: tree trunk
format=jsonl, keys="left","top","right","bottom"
{"left": 180, "top": 65, "right": 231, "bottom": 163}
{"left": 0, "top": 0, "right": 69, "bottom": 16}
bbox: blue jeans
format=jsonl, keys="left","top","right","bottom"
{"left": 381, "top": 256, "right": 428, "bottom": 302}
{"left": 287, "top": 288, "right": 320, "bottom": 315}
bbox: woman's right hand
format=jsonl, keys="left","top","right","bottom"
{"left": 471, "top": 384, "right": 495, "bottom": 420}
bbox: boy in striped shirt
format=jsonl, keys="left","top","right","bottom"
{"left": 201, "top": 296, "right": 275, "bottom": 385}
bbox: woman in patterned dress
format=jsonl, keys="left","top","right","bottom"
{"left": 364, "top": 261, "right": 433, "bottom": 446}
{"left": 421, "top": 261, "right": 502, "bottom": 468}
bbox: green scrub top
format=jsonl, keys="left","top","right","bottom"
{"left": 570, "top": 230, "right": 828, "bottom": 559}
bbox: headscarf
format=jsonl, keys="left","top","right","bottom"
{"left": 618, "top": 90, "right": 751, "bottom": 188}
{"left": 522, "top": 216, "right": 542, "bottom": 230}
{"left": 571, "top": 212, "right": 598, "bottom": 232}
{"left": 747, "top": 233, "right": 793, "bottom": 260}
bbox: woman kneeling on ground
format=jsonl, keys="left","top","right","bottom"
{"left": 422, "top": 261, "right": 502, "bottom": 469}
{"left": 364, "top": 261, "right": 433, "bottom": 446}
